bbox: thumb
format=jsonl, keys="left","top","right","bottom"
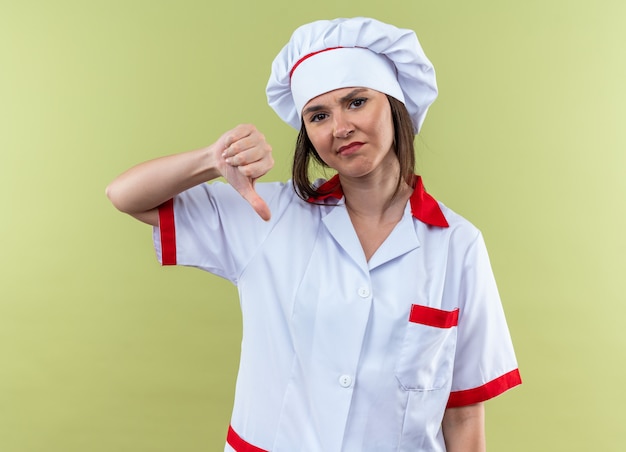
{"left": 237, "top": 183, "right": 272, "bottom": 221}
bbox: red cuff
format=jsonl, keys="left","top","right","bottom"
{"left": 227, "top": 425, "right": 268, "bottom": 452}
{"left": 447, "top": 369, "right": 522, "bottom": 408}
{"left": 158, "top": 199, "right": 177, "bottom": 265}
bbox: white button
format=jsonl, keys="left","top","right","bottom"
{"left": 357, "top": 287, "right": 370, "bottom": 298}
{"left": 338, "top": 375, "right": 353, "bottom": 388}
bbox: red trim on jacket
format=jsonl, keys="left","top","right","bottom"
{"left": 307, "top": 175, "right": 449, "bottom": 227}
{"left": 409, "top": 305, "right": 459, "bottom": 328}
{"left": 307, "top": 175, "right": 344, "bottom": 202}
{"left": 447, "top": 369, "right": 522, "bottom": 408}
{"left": 410, "top": 176, "right": 449, "bottom": 227}
{"left": 158, "top": 199, "right": 177, "bottom": 265}
{"left": 227, "top": 425, "right": 269, "bottom": 452}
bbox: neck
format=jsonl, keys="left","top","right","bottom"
{"left": 339, "top": 163, "right": 414, "bottom": 262}
{"left": 340, "top": 165, "right": 412, "bottom": 220}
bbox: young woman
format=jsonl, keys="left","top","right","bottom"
{"left": 107, "top": 17, "right": 521, "bottom": 452}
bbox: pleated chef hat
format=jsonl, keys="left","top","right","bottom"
{"left": 266, "top": 17, "right": 438, "bottom": 134}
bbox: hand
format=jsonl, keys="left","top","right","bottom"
{"left": 215, "top": 124, "right": 274, "bottom": 221}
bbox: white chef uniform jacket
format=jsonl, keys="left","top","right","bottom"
{"left": 153, "top": 176, "right": 521, "bottom": 452}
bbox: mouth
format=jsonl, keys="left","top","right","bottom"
{"left": 337, "top": 142, "right": 364, "bottom": 155}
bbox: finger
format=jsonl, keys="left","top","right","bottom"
{"left": 235, "top": 158, "right": 274, "bottom": 180}
{"left": 220, "top": 124, "right": 257, "bottom": 150}
{"left": 224, "top": 145, "right": 270, "bottom": 168}
{"left": 223, "top": 132, "right": 267, "bottom": 161}
{"left": 224, "top": 147, "right": 272, "bottom": 171}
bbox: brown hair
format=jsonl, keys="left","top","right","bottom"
{"left": 292, "top": 95, "right": 416, "bottom": 200}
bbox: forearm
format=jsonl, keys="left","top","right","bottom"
{"left": 106, "top": 145, "right": 221, "bottom": 216}
{"left": 442, "top": 403, "right": 486, "bottom": 452}
{"left": 107, "top": 124, "right": 274, "bottom": 224}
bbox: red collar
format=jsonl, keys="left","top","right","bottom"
{"left": 307, "top": 175, "right": 449, "bottom": 228}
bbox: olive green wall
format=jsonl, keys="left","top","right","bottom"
{"left": 1, "top": 0, "right": 624, "bottom": 450}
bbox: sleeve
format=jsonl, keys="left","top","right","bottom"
{"left": 152, "top": 181, "right": 288, "bottom": 283}
{"left": 446, "top": 231, "right": 521, "bottom": 407}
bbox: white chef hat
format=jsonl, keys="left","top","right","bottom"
{"left": 266, "top": 17, "right": 438, "bottom": 134}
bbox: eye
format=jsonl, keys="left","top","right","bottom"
{"left": 349, "top": 98, "right": 367, "bottom": 109}
{"left": 309, "top": 113, "right": 328, "bottom": 123}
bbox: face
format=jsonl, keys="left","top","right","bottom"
{"left": 302, "top": 87, "right": 396, "bottom": 180}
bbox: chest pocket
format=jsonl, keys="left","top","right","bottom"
{"left": 394, "top": 304, "right": 459, "bottom": 391}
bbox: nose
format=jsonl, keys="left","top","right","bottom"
{"left": 333, "top": 112, "right": 354, "bottom": 139}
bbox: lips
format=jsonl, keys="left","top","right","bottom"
{"left": 338, "top": 142, "right": 364, "bottom": 155}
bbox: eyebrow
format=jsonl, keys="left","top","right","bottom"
{"left": 302, "top": 88, "right": 369, "bottom": 117}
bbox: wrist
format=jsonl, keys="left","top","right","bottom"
{"left": 193, "top": 144, "right": 224, "bottom": 182}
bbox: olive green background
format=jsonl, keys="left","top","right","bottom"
{"left": 1, "top": 0, "right": 625, "bottom": 450}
